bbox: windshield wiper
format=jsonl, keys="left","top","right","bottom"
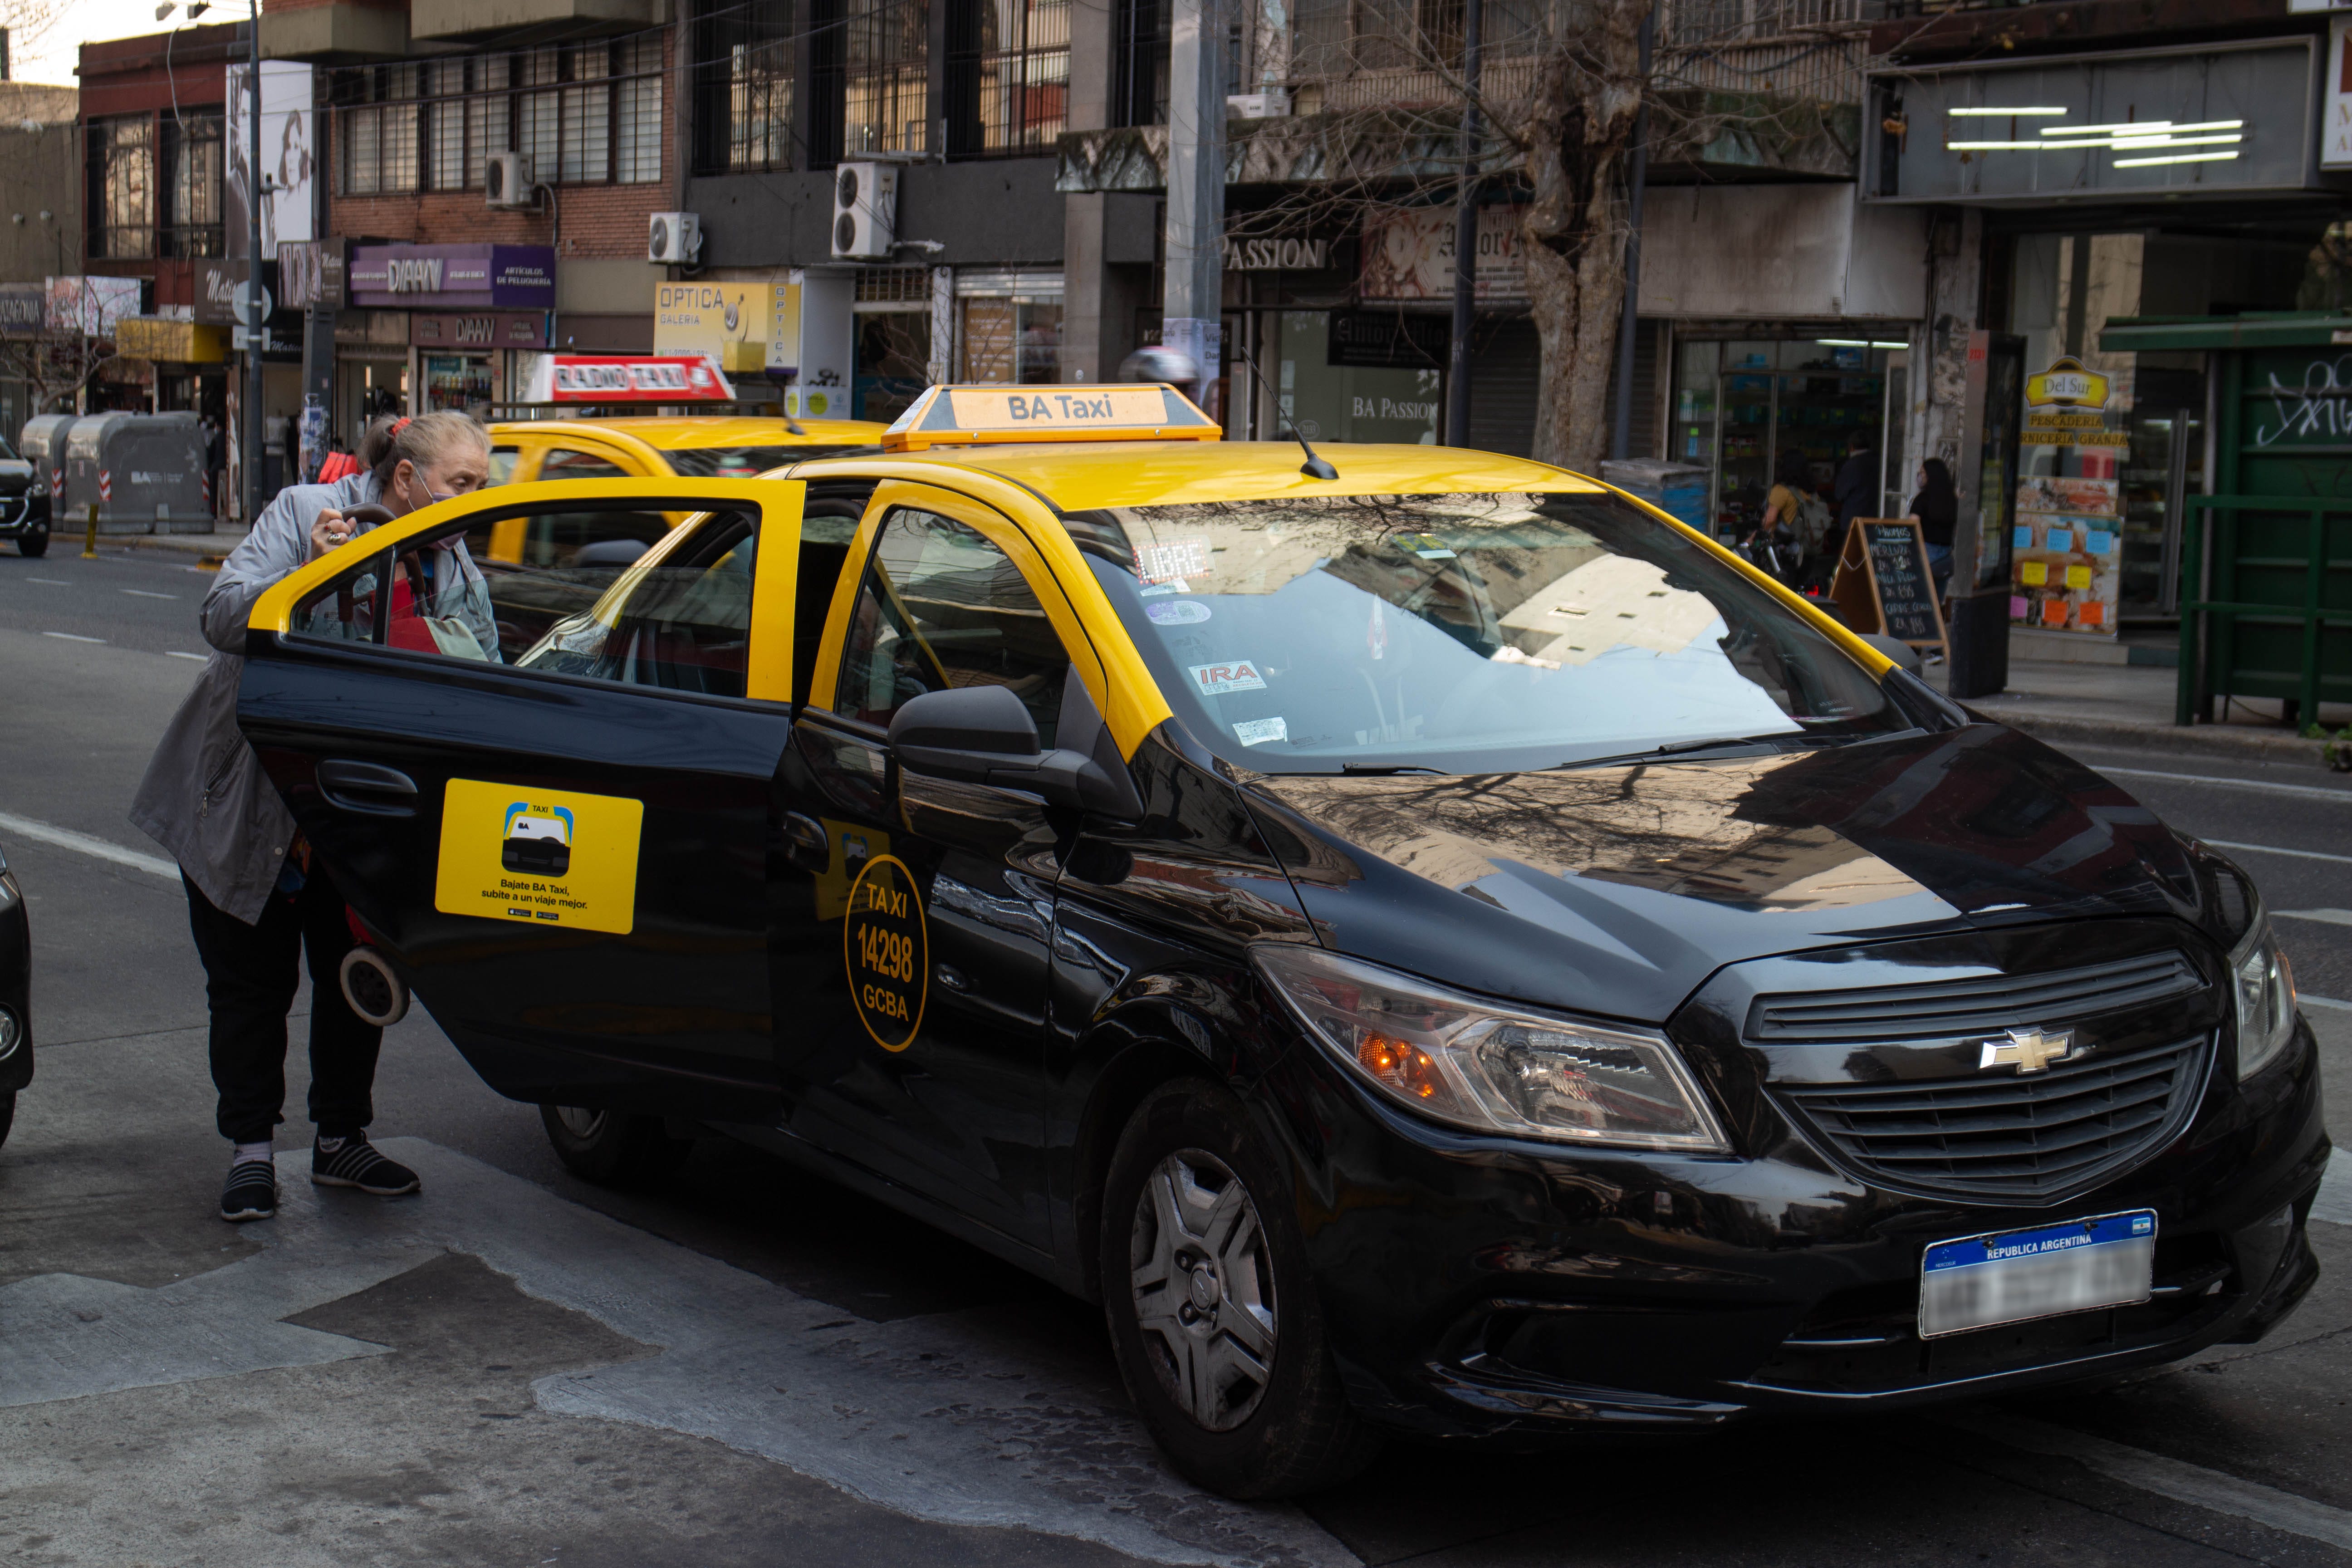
{"left": 1552, "top": 736, "right": 1783, "bottom": 772}
{"left": 1337, "top": 762, "right": 1446, "bottom": 775}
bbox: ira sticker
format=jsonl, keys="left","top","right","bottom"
{"left": 1233, "top": 716, "right": 1289, "bottom": 747}
{"left": 1188, "top": 659, "right": 1269, "bottom": 698}
{"left": 1135, "top": 536, "right": 1213, "bottom": 585}
{"left": 1147, "top": 599, "right": 1212, "bottom": 625}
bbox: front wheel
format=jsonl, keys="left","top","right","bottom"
{"left": 1099, "top": 1080, "right": 1380, "bottom": 1499}
{"left": 17, "top": 524, "right": 47, "bottom": 558}
{"left": 0, "top": 1090, "right": 13, "bottom": 1149}
{"left": 536, "top": 1102, "right": 691, "bottom": 1186}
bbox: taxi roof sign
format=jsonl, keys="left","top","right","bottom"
{"left": 880, "top": 383, "right": 1220, "bottom": 451}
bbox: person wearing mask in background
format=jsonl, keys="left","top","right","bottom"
{"left": 129, "top": 412, "right": 495, "bottom": 1225}
{"left": 1909, "top": 456, "right": 1960, "bottom": 603}
{"left": 1832, "top": 429, "right": 1878, "bottom": 534}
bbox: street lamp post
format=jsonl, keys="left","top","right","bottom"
{"left": 158, "top": 0, "right": 255, "bottom": 523}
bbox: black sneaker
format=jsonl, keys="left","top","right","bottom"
{"left": 221, "top": 1158, "right": 279, "bottom": 1223}
{"left": 311, "top": 1134, "right": 421, "bottom": 1196}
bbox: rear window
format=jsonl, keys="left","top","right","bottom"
{"left": 665, "top": 444, "right": 878, "bottom": 476}
{"left": 1071, "top": 491, "right": 1907, "bottom": 776}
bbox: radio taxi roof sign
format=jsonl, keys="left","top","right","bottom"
{"left": 881, "top": 383, "right": 1220, "bottom": 451}
{"left": 523, "top": 353, "right": 735, "bottom": 404}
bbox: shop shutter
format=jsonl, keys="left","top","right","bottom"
{"left": 1465, "top": 317, "right": 1539, "bottom": 458}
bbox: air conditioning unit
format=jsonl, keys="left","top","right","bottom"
{"left": 831, "top": 162, "right": 898, "bottom": 260}
{"left": 485, "top": 152, "right": 535, "bottom": 210}
{"left": 648, "top": 212, "right": 701, "bottom": 265}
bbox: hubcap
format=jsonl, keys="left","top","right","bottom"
{"left": 554, "top": 1105, "right": 606, "bottom": 1139}
{"left": 1128, "top": 1147, "right": 1277, "bottom": 1432}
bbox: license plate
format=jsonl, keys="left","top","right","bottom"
{"left": 1919, "top": 1209, "right": 2156, "bottom": 1339}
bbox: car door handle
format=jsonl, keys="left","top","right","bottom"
{"left": 781, "top": 811, "right": 830, "bottom": 873}
{"left": 316, "top": 759, "right": 419, "bottom": 817}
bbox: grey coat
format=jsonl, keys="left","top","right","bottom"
{"left": 128, "top": 472, "right": 497, "bottom": 924}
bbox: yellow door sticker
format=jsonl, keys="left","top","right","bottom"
{"left": 843, "top": 854, "right": 926, "bottom": 1051}
{"left": 435, "top": 778, "right": 644, "bottom": 935}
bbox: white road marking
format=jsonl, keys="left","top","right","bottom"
{"left": 40, "top": 631, "right": 102, "bottom": 643}
{"left": 2096, "top": 765, "right": 2352, "bottom": 804}
{"left": 1943, "top": 1410, "right": 2352, "bottom": 1553}
{"left": 2202, "top": 838, "right": 2352, "bottom": 867}
{"left": 0, "top": 810, "right": 178, "bottom": 881}
{"left": 120, "top": 588, "right": 177, "bottom": 600}
{"left": 2303, "top": 994, "right": 2352, "bottom": 1012}
{"left": 166, "top": 650, "right": 206, "bottom": 661}
{"left": 0, "top": 1142, "right": 1350, "bottom": 1568}
{"left": 24, "top": 577, "right": 69, "bottom": 585}
{"left": 2278, "top": 908, "right": 2352, "bottom": 927}
{"left": 2313, "top": 1148, "right": 2352, "bottom": 1228}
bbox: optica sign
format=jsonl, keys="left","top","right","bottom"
{"left": 523, "top": 354, "right": 735, "bottom": 402}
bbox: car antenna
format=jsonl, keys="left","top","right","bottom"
{"left": 1229, "top": 351, "right": 1338, "bottom": 481}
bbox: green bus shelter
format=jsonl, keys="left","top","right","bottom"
{"left": 2100, "top": 313, "right": 2352, "bottom": 728}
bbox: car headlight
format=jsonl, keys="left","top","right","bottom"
{"left": 1252, "top": 945, "right": 1730, "bottom": 1152}
{"left": 2230, "top": 916, "right": 2299, "bottom": 1081}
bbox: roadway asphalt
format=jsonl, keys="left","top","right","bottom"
{"left": 4, "top": 538, "right": 2352, "bottom": 1567}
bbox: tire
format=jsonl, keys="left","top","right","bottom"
{"left": 0, "top": 1091, "right": 13, "bottom": 1150}
{"left": 17, "top": 524, "right": 47, "bottom": 558}
{"left": 1099, "top": 1079, "right": 1381, "bottom": 1499}
{"left": 536, "top": 1102, "right": 692, "bottom": 1186}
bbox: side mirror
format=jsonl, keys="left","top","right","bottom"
{"left": 888, "top": 686, "right": 1142, "bottom": 818}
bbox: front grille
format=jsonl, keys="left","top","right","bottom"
{"left": 1777, "top": 1034, "right": 2209, "bottom": 1202}
{"left": 1749, "top": 952, "right": 2201, "bottom": 1043}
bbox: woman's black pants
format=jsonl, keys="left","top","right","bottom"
{"left": 184, "top": 869, "right": 383, "bottom": 1144}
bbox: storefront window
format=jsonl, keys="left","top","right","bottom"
{"left": 1676, "top": 340, "right": 1888, "bottom": 537}
{"left": 1276, "top": 313, "right": 1440, "bottom": 445}
{"left": 423, "top": 354, "right": 494, "bottom": 419}
{"left": 855, "top": 314, "right": 931, "bottom": 422}
{"left": 957, "top": 297, "right": 1061, "bottom": 382}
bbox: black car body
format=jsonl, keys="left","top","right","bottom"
{"left": 0, "top": 446, "right": 49, "bottom": 554}
{"left": 229, "top": 437, "right": 2327, "bottom": 1492}
{"left": 0, "top": 842, "right": 33, "bottom": 1145}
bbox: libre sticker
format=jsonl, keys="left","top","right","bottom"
{"left": 2045, "top": 527, "right": 2073, "bottom": 553}
{"left": 1188, "top": 659, "right": 1269, "bottom": 697}
{"left": 2019, "top": 561, "right": 2048, "bottom": 586}
{"left": 2065, "top": 564, "right": 2092, "bottom": 589}
{"left": 1135, "top": 537, "right": 1213, "bottom": 585}
{"left": 2012, "top": 525, "right": 2034, "bottom": 549}
{"left": 1234, "top": 716, "right": 1289, "bottom": 747}
{"left": 436, "top": 778, "right": 642, "bottom": 935}
{"left": 844, "top": 853, "right": 926, "bottom": 1052}
{"left": 1147, "top": 599, "right": 1212, "bottom": 625}
{"left": 2086, "top": 529, "right": 2114, "bottom": 554}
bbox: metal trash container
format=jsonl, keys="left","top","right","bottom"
{"left": 61, "top": 412, "right": 210, "bottom": 534}
{"left": 18, "top": 414, "right": 74, "bottom": 521}
{"left": 1598, "top": 458, "right": 1712, "bottom": 534}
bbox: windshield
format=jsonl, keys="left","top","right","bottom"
{"left": 666, "top": 443, "right": 877, "bottom": 476}
{"left": 1072, "top": 492, "right": 1907, "bottom": 775}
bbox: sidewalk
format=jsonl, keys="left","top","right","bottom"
{"left": 1934, "top": 651, "right": 2347, "bottom": 766}
{"left": 112, "top": 525, "right": 248, "bottom": 560}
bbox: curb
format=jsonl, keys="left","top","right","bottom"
{"left": 1980, "top": 707, "right": 2324, "bottom": 765}
{"left": 112, "top": 532, "right": 247, "bottom": 559}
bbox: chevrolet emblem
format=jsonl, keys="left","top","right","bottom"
{"left": 1979, "top": 1027, "right": 2076, "bottom": 1074}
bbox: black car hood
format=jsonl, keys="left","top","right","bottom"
{"left": 0, "top": 459, "right": 30, "bottom": 496}
{"left": 1242, "top": 724, "right": 2217, "bottom": 1024}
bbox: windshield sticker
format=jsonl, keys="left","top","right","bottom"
{"left": 1147, "top": 599, "right": 1212, "bottom": 625}
{"left": 1189, "top": 660, "right": 1269, "bottom": 697}
{"left": 1139, "top": 580, "right": 1185, "bottom": 596}
{"left": 436, "top": 778, "right": 642, "bottom": 935}
{"left": 1233, "top": 716, "right": 1289, "bottom": 747}
{"left": 1135, "top": 536, "right": 1214, "bottom": 585}
{"left": 1399, "top": 532, "right": 1456, "bottom": 559}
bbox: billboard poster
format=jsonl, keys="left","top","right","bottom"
{"left": 654, "top": 282, "right": 768, "bottom": 371}
{"left": 45, "top": 276, "right": 142, "bottom": 337}
{"left": 2010, "top": 354, "right": 2132, "bottom": 637}
{"left": 226, "top": 61, "right": 317, "bottom": 260}
{"left": 1360, "top": 205, "right": 1529, "bottom": 304}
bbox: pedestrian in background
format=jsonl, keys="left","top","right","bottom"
{"left": 1909, "top": 457, "right": 1960, "bottom": 603}
{"left": 1832, "top": 429, "right": 1877, "bottom": 533}
{"left": 128, "top": 412, "right": 494, "bottom": 1224}
{"left": 316, "top": 435, "right": 359, "bottom": 485}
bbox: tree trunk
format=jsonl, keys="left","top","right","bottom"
{"left": 1519, "top": 0, "right": 1648, "bottom": 472}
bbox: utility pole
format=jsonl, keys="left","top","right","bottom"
{"left": 1162, "top": 0, "right": 1224, "bottom": 420}
{"left": 244, "top": 8, "right": 264, "bottom": 524}
{"left": 1608, "top": 7, "right": 1654, "bottom": 462}
{"left": 1444, "top": 0, "right": 1482, "bottom": 448}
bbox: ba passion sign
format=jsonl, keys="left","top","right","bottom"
{"left": 349, "top": 245, "right": 555, "bottom": 310}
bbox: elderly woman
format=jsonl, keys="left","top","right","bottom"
{"left": 131, "top": 412, "right": 494, "bottom": 1223}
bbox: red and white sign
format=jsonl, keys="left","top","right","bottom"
{"left": 1187, "top": 660, "right": 1269, "bottom": 698}
{"left": 523, "top": 354, "right": 735, "bottom": 404}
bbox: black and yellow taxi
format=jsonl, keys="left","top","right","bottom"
{"left": 464, "top": 414, "right": 886, "bottom": 658}
{"left": 237, "top": 383, "right": 2327, "bottom": 1499}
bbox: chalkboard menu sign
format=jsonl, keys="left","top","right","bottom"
{"left": 1829, "top": 518, "right": 1948, "bottom": 650}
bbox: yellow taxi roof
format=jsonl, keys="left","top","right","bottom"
{"left": 841, "top": 441, "right": 1603, "bottom": 512}
{"left": 490, "top": 415, "right": 887, "bottom": 449}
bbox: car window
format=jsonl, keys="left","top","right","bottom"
{"left": 291, "top": 528, "right": 502, "bottom": 664}
{"left": 833, "top": 508, "right": 1068, "bottom": 744}
{"left": 486, "top": 445, "right": 519, "bottom": 484}
{"left": 1068, "top": 491, "right": 1908, "bottom": 775}
{"left": 461, "top": 506, "right": 675, "bottom": 661}
{"left": 540, "top": 447, "right": 632, "bottom": 480}
{"left": 666, "top": 444, "right": 878, "bottom": 476}
{"left": 518, "top": 510, "right": 760, "bottom": 697}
